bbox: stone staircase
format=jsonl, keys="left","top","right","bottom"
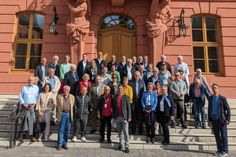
{"left": 0, "top": 95, "right": 236, "bottom": 151}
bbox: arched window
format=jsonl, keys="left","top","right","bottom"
{"left": 100, "top": 15, "right": 135, "bottom": 30}
{"left": 192, "top": 15, "right": 221, "bottom": 74}
{"left": 13, "top": 12, "right": 44, "bottom": 70}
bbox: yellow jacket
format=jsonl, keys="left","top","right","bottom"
{"left": 57, "top": 94, "right": 75, "bottom": 123}
{"left": 124, "top": 85, "right": 133, "bottom": 104}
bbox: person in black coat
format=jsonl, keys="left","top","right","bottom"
{"left": 156, "top": 55, "right": 172, "bottom": 75}
{"left": 156, "top": 86, "right": 175, "bottom": 145}
{"left": 208, "top": 83, "right": 231, "bottom": 156}
{"left": 64, "top": 64, "right": 79, "bottom": 96}
{"left": 35, "top": 57, "right": 49, "bottom": 92}
{"left": 97, "top": 86, "right": 114, "bottom": 143}
{"left": 107, "top": 55, "right": 119, "bottom": 72}
{"left": 48, "top": 55, "right": 60, "bottom": 78}
{"left": 94, "top": 52, "right": 106, "bottom": 75}
{"left": 77, "top": 54, "right": 90, "bottom": 80}
{"left": 121, "top": 59, "right": 136, "bottom": 82}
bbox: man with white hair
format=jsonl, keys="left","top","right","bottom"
{"left": 121, "top": 59, "right": 136, "bottom": 82}
{"left": 19, "top": 76, "right": 39, "bottom": 142}
{"left": 57, "top": 85, "right": 75, "bottom": 150}
{"left": 174, "top": 55, "right": 190, "bottom": 88}
{"left": 156, "top": 55, "right": 172, "bottom": 74}
{"left": 49, "top": 55, "right": 60, "bottom": 78}
{"left": 64, "top": 64, "right": 79, "bottom": 95}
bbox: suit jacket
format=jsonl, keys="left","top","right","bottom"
{"left": 107, "top": 61, "right": 119, "bottom": 72}
{"left": 121, "top": 65, "right": 136, "bottom": 81}
{"left": 48, "top": 63, "right": 61, "bottom": 78}
{"left": 90, "top": 83, "right": 105, "bottom": 108}
{"left": 129, "top": 79, "right": 146, "bottom": 100}
{"left": 169, "top": 79, "right": 187, "bottom": 100}
{"left": 64, "top": 71, "right": 79, "bottom": 95}
{"left": 157, "top": 95, "right": 175, "bottom": 117}
{"left": 57, "top": 94, "right": 75, "bottom": 122}
{"left": 112, "top": 94, "right": 131, "bottom": 120}
{"left": 35, "top": 64, "right": 49, "bottom": 84}
{"left": 94, "top": 58, "right": 106, "bottom": 74}
{"left": 208, "top": 95, "right": 231, "bottom": 123}
{"left": 77, "top": 60, "right": 90, "bottom": 80}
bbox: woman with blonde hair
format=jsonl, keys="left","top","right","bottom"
{"left": 79, "top": 73, "right": 92, "bottom": 94}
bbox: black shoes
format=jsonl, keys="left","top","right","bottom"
{"left": 182, "top": 123, "right": 187, "bottom": 129}
{"left": 162, "top": 140, "right": 169, "bottom": 145}
{"left": 99, "top": 139, "right": 104, "bottom": 143}
{"left": 62, "top": 145, "right": 68, "bottom": 150}
{"left": 125, "top": 148, "right": 129, "bottom": 153}
{"left": 146, "top": 138, "right": 150, "bottom": 143}
{"left": 90, "top": 130, "right": 96, "bottom": 134}
{"left": 107, "top": 139, "right": 112, "bottom": 143}
{"left": 150, "top": 138, "right": 155, "bottom": 144}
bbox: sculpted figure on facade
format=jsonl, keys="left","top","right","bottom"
{"left": 146, "top": 0, "right": 173, "bottom": 38}
{"left": 65, "top": 0, "right": 90, "bottom": 62}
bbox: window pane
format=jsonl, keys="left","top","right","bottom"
{"left": 194, "top": 60, "right": 205, "bottom": 72}
{"left": 31, "top": 44, "right": 42, "bottom": 56}
{"left": 208, "top": 47, "right": 218, "bottom": 59}
{"left": 207, "top": 30, "right": 217, "bottom": 42}
{"left": 16, "top": 44, "right": 27, "bottom": 56}
{"left": 32, "top": 14, "right": 44, "bottom": 39}
{"left": 206, "top": 17, "right": 217, "bottom": 29}
{"left": 193, "top": 47, "right": 204, "bottom": 59}
{"left": 29, "top": 57, "right": 41, "bottom": 69}
{"left": 192, "top": 30, "right": 203, "bottom": 41}
{"left": 17, "top": 13, "right": 30, "bottom": 39}
{"left": 192, "top": 17, "right": 202, "bottom": 29}
{"left": 15, "top": 57, "right": 26, "bottom": 69}
{"left": 209, "top": 60, "right": 219, "bottom": 72}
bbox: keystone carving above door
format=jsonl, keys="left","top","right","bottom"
{"left": 111, "top": 0, "right": 125, "bottom": 7}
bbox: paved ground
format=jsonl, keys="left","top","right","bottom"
{"left": 0, "top": 147, "right": 235, "bottom": 157}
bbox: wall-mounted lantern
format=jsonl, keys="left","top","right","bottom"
{"left": 177, "top": 9, "right": 187, "bottom": 37}
{"left": 49, "top": 6, "right": 59, "bottom": 35}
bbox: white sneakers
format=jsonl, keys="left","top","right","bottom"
{"left": 71, "top": 136, "right": 78, "bottom": 142}
{"left": 81, "top": 136, "right": 87, "bottom": 142}
{"left": 72, "top": 136, "right": 87, "bottom": 142}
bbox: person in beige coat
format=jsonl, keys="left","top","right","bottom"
{"left": 43, "top": 68, "right": 61, "bottom": 122}
{"left": 57, "top": 85, "right": 75, "bottom": 151}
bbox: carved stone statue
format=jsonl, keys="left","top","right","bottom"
{"left": 66, "top": 0, "right": 90, "bottom": 62}
{"left": 146, "top": 0, "right": 173, "bottom": 38}
{"left": 145, "top": 0, "right": 174, "bottom": 64}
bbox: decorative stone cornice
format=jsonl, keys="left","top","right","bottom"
{"left": 111, "top": 0, "right": 125, "bottom": 7}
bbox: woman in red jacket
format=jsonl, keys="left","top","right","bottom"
{"left": 79, "top": 73, "right": 92, "bottom": 94}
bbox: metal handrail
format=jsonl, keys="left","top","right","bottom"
{"left": 8, "top": 102, "right": 23, "bottom": 148}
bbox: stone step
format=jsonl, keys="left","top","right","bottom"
{"left": 186, "top": 106, "right": 236, "bottom": 114}
{"left": 1, "top": 140, "right": 236, "bottom": 151}
{"left": 186, "top": 114, "right": 236, "bottom": 121}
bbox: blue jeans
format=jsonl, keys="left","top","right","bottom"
{"left": 212, "top": 119, "right": 228, "bottom": 153}
{"left": 57, "top": 112, "right": 71, "bottom": 147}
{"left": 193, "top": 98, "right": 206, "bottom": 127}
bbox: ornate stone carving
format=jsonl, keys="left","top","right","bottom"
{"left": 65, "top": 0, "right": 90, "bottom": 62}
{"left": 28, "top": 0, "right": 52, "bottom": 11}
{"left": 145, "top": 0, "right": 173, "bottom": 38}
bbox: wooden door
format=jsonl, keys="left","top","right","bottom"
{"left": 98, "top": 26, "right": 136, "bottom": 62}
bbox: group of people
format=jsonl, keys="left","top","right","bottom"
{"left": 18, "top": 52, "right": 231, "bottom": 156}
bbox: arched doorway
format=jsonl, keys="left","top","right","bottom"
{"left": 98, "top": 15, "right": 136, "bottom": 61}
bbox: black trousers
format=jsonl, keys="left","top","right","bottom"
{"left": 145, "top": 111, "right": 156, "bottom": 138}
{"left": 159, "top": 112, "right": 170, "bottom": 143}
{"left": 132, "top": 99, "right": 144, "bottom": 134}
{"left": 100, "top": 115, "right": 112, "bottom": 141}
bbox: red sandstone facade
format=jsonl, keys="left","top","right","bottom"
{"left": 0, "top": 0, "right": 236, "bottom": 98}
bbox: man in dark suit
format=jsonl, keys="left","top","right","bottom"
{"left": 119, "top": 56, "right": 126, "bottom": 77}
{"left": 189, "top": 79, "right": 211, "bottom": 128}
{"left": 64, "top": 64, "right": 79, "bottom": 96}
{"left": 107, "top": 55, "right": 119, "bottom": 72}
{"left": 121, "top": 59, "right": 136, "bottom": 82}
{"left": 94, "top": 52, "right": 106, "bottom": 75}
{"left": 208, "top": 83, "right": 231, "bottom": 157}
{"left": 77, "top": 54, "right": 90, "bottom": 80}
{"left": 129, "top": 71, "right": 146, "bottom": 135}
{"left": 134, "top": 56, "right": 144, "bottom": 70}
{"left": 35, "top": 57, "right": 49, "bottom": 92}
{"left": 48, "top": 55, "right": 60, "bottom": 78}
{"left": 156, "top": 55, "right": 172, "bottom": 74}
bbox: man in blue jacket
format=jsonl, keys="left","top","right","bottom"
{"left": 189, "top": 78, "right": 211, "bottom": 128}
{"left": 141, "top": 82, "right": 157, "bottom": 143}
